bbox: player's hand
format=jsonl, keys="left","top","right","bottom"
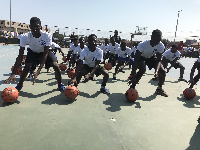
{"left": 154, "top": 71, "right": 158, "bottom": 78}
{"left": 68, "top": 78, "right": 77, "bottom": 86}
{"left": 127, "top": 77, "right": 136, "bottom": 86}
{"left": 83, "top": 74, "right": 92, "bottom": 83}
{"left": 188, "top": 79, "right": 195, "bottom": 85}
{"left": 32, "top": 70, "right": 40, "bottom": 85}
{"left": 4, "top": 74, "right": 16, "bottom": 84}
{"left": 166, "top": 68, "right": 170, "bottom": 73}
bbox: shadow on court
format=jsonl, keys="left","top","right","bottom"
{"left": 177, "top": 94, "right": 200, "bottom": 108}
{"left": 103, "top": 92, "right": 141, "bottom": 112}
{"left": 186, "top": 124, "right": 200, "bottom": 150}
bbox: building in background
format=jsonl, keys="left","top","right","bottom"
{"left": 0, "top": 20, "right": 50, "bottom": 37}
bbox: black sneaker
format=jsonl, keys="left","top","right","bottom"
{"left": 100, "top": 87, "right": 110, "bottom": 95}
{"left": 178, "top": 78, "right": 187, "bottom": 82}
{"left": 198, "top": 116, "right": 200, "bottom": 124}
{"left": 155, "top": 88, "right": 168, "bottom": 97}
{"left": 58, "top": 84, "right": 66, "bottom": 92}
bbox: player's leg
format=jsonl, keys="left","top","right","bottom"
{"left": 98, "top": 67, "right": 110, "bottom": 94}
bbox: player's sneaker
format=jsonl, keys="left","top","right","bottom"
{"left": 15, "top": 83, "right": 23, "bottom": 92}
{"left": 26, "top": 73, "right": 33, "bottom": 81}
{"left": 178, "top": 78, "right": 187, "bottom": 82}
{"left": 155, "top": 88, "right": 168, "bottom": 97}
{"left": 113, "top": 74, "right": 116, "bottom": 80}
{"left": 58, "top": 84, "right": 66, "bottom": 92}
{"left": 100, "top": 86, "right": 110, "bottom": 95}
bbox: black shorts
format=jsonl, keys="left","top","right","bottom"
{"left": 81, "top": 64, "right": 105, "bottom": 77}
{"left": 25, "top": 48, "right": 57, "bottom": 66}
{"left": 162, "top": 59, "right": 183, "bottom": 69}
{"left": 139, "top": 55, "right": 157, "bottom": 70}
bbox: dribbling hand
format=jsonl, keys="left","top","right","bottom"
{"left": 4, "top": 74, "right": 16, "bottom": 84}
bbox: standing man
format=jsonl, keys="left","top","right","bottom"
{"left": 114, "top": 30, "right": 121, "bottom": 44}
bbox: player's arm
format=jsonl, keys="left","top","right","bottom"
{"left": 90, "top": 60, "right": 101, "bottom": 76}
{"left": 4, "top": 46, "right": 25, "bottom": 83}
{"left": 167, "top": 57, "right": 179, "bottom": 71}
{"left": 67, "top": 51, "right": 72, "bottom": 61}
{"left": 57, "top": 48, "right": 65, "bottom": 57}
{"left": 190, "top": 61, "right": 199, "bottom": 81}
{"left": 132, "top": 50, "right": 141, "bottom": 77}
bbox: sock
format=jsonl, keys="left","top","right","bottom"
{"left": 58, "top": 81, "right": 62, "bottom": 85}
{"left": 18, "top": 83, "right": 23, "bottom": 86}
{"left": 101, "top": 83, "right": 106, "bottom": 88}
{"left": 30, "top": 70, "right": 34, "bottom": 75}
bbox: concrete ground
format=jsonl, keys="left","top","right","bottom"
{"left": 0, "top": 46, "right": 200, "bottom": 150}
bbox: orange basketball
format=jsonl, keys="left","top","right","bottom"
{"left": 104, "top": 62, "right": 112, "bottom": 70}
{"left": 11, "top": 66, "right": 22, "bottom": 75}
{"left": 183, "top": 88, "right": 196, "bottom": 100}
{"left": 67, "top": 68, "right": 75, "bottom": 79}
{"left": 125, "top": 88, "right": 138, "bottom": 102}
{"left": 59, "top": 64, "right": 67, "bottom": 71}
{"left": 64, "top": 85, "right": 79, "bottom": 99}
{"left": 1, "top": 87, "right": 19, "bottom": 102}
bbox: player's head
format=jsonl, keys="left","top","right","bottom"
{"left": 30, "top": 17, "right": 41, "bottom": 35}
{"left": 171, "top": 44, "right": 178, "bottom": 53}
{"left": 105, "top": 38, "right": 109, "bottom": 45}
{"left": 79, "top": 37, "right": 85, "bottom": 45}
{"left": 114, "top": 30, "right": 118, "bottom": 36}
{"left": 120, "top": 39, "right": 126, "bottom": 50}
{"left": 73, "top": 36, "right": 79, "bottom": 46}
{"left": 151, "top": 29, "right": 162, "bottom": 45}
{"left": 88, "top": 34, "right": 97, "bottom": 51}
{"left": 110, "top": 36, "right": 115, "bottom": 44}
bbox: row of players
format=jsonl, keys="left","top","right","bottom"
{"left": 4, "top": 17, "right": 200, "bottom": 97}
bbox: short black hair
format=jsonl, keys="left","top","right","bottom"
{"left": 152, "top": 29, "right": 162, "bottom": 36}
{"left": 88, "top": 34, "right": 97, "bottom": 41}
{"left": 172, "top": 44, "right": 178, "bottom": 49}
{"left": 110, "top": 36, "right": 115, "bottom": 40}
{"left": 30, "top": 17, "right": 41, "bottom": 25}
{"left": 79, "top": 36, "right": 84, "bottom": 41}
{"left": 121, "top": 39, "right": 126, "bottom": 44}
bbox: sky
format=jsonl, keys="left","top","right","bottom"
{"left": 0, "top": 0, "right": 200, "bottom": 42}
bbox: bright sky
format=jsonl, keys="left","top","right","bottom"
{"left": 1, "top": 0, "right": 200, "bottom": 42}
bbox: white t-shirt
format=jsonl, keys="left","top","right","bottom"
{"left": 74, "top": 45, "right": 87, "bottom": 55}
{"left": 137, "top": 40, "right": 165, "bottom": 58}
{"left": 131, "top": 46, "right": 137, "bottom": 55}
{"left": 197, "top": 57, "right": 200, "bottom": 62}
{"left": 51, "top": 42, "right": 60, "bottom": 49}
{"left": 69, "top": 43, "right": 79, "bottom": 52}
{"left": 162, "top": 49, "right": 180, "bottom": 61}
{"left": 107, "top": 43, "right": 120, "bottom": 54}
{"left": 80, "top": 47, "right": 103, "bottom": 67}
{"left": 116, "top": 47, "right": 132, "bottom": 58}
{"left": 20, "top": 30, "right": 52, "bottom": 53}
{"left": 99, "top": 44, "right": 109, "bottom": 54}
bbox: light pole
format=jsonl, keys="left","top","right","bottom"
{"left": 174, "top": 10, "right": 182, "bottom": 44}
{"left": 10, "top": 0, "right": 11, "bottom": 35}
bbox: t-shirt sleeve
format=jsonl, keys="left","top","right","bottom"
{"left": 137, "top": 41, "right": 145, "bottom": 53}
{"left": 127, "top": 48, "right": 132, "bottom": 56}
{"left": 20, "top": 33, "right": 29, "bottom": 47}
{"left": 44, "top": 33, "right": 52, "bottom": 47}
{"left": 198, "top": 57, "right": 200, "bottom": 62}
{"left": 80, "top": 49, "right": 86, "bottom": 60}
{"left": 162, "top": 50, "right": 168, "bottom": 58}
{"left": 97, "top": 49, "right": 103, "bottom": 60}
{"left": 158, "top": 43, "right": 165, "bottom": 53}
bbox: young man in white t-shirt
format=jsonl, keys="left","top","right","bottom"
{"left": 161, "top": 44, "right": 186, "bottom": 81}
{"left": 113, "top": 40, "right": 134, "bottom": 80}
{"left": 99, "top": 38, "right": 109, "bottom": 64}
{"left": 107, "top": 36, "right": 120, "bottom": 67}
{"left": 130, "top": 29, "right": 168, "bottom": 97}
{"left": 66, "top": 36, "right": 79, "bottom": 71}
{"left": 4, "top": 17, "right": 65, "bottom": 92}
{"left": 68, "top": 34, "right": 110, "bottom": 94}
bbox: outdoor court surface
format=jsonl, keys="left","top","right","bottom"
{"left": 0, "top": 44, "right": 200, "bottom": 150}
